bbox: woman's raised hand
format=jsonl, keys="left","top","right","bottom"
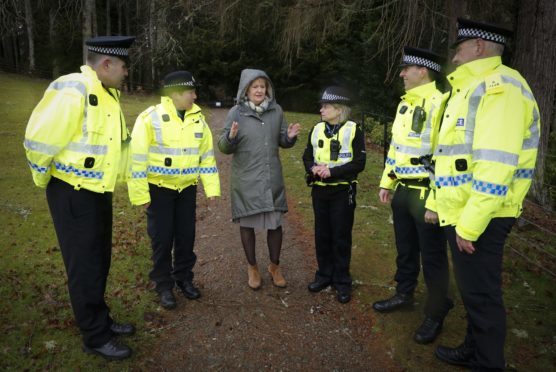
{"left": 287, "top": 123, "right": 301, "bottom": 139}
{"left": 228, "top": 121, "right": 239, "bottom": 139}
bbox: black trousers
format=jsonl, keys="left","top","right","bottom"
{"left": 147, "top": 184, "right": 197, "bottom": 292}
{"left": 391, "top": 184, "right": 452, "bottom": 320}
{"left": 445, "top": 217, "right": 515, "bottom": 371}
{"left": 311, "top": 185, "right": 356, "bottom": 290}
{"left": 46, "top": 177, "right": 114, "bottom": 348}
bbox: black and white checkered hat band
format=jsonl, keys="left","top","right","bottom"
{"left": 88, "top": 46, "right": 128, "bottom": 56}
{"left": 322, "top": 91, "right": 349, "bottom": 102}
{"left": 459, "top": 28, "right": 506, "bottom": 44}
{"left": 403, "top": 55, "right": 441, "bottom": 72}
{"left": 164, "top": 81, "right": 195, "bottom": 88}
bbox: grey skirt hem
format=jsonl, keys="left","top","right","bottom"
{"left": 233, "top": 211, "right": 284, "bottom": 230}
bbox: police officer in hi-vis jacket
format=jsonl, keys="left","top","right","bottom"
{"left": 429, "top": 19, "right": 540, "bottom": 371}
{"left": 24, "top": 36, "right": 136, "bottom": 360}
{"left": 373, "top": 47, "right": 453, "bottom": 344}
{"left": 128, "top": 71, "right": 220, "bottom": 310}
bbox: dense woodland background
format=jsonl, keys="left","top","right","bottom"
{"left": 1, "top": 0, "right": 555, "bottom": 208}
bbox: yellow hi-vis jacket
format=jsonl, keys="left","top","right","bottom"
{"left": 380, "top": 81, "right": 446, "bottom": 190}
{"left": 127, "top": 97, "right": 220, "bottom": 205}
{"left": 311, "top": 120, "right": 357, "bottom": 186}
{"left": 24, "top": 65, "right": 130, "bottom": 193}
{"left": 427, "top": 56, "right": 540, "bottom": 241}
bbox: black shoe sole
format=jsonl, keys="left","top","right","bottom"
{"left": 308, "top": 284, "right": 331, "bottom": 293}
{"left": 434, "top": 349, "right": 473, "bottom": 367}
{"left": 372, "top": 303, "right": 414, "bottom": 313}
{"left": 182, "top": 292, "right": 201, "bottom": 300}
{"left": 161, "top": 302, "right": 177, "bottom": 309}
{"left": 82, "top": 346, "right": 132, "bottom": 361}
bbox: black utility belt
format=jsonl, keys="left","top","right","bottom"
{"left": 398, "top": 178, "right": 430, "bottom": 187}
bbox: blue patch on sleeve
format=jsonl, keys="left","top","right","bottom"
{"left": 195, "top": 132, "right": 203, "bottom": 138}
{"left": 456, "top": 118, "right": 465, "bottom": 127}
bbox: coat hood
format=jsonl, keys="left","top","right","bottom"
{"left": 236, "top": 69, "right": 275, "bottom": 104}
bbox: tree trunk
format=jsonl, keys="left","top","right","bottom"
{"left": 83, "top": 0, "right": 94, "bottom": 64}
{"left": 23, "top": 0, "right": 34, "bottom": 72}
{"left": 49, "top": 7, "right": 60, "bottom": 78}
{"left": 106, "top": 0, "right": 111, "bottom": 35}
{"left": 513, "top": 0, "right": 556, "bottom": 209}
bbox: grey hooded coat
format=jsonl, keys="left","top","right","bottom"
{"left": 218, "top": 69, "right": 296, "bottom": 220}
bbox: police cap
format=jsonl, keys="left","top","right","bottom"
{"left": 454, "top": 18, "right": 513, "bottom": 46}
{"left": 400, "top": 47, "right": 445, "bottom": 73}
{"left": 319, "top": 86, "right": 351, "bottom": 105}
{"left": 163, "top": 71, "right": 197, "bottom": 89}
{"left": 85, "top": 36, "right": 135, "bottom": 58}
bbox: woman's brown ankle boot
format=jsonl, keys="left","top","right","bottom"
{"left": 247, "top": 265, "right": 262, "bottom": 290}
{"left": 268, "top": 263, "right": 286, "bottom": 287}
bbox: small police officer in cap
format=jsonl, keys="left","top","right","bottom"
{"left": 128, "top": 71, "right": 220, "bottom": 309}
{"left": 23, "top": 35, "right": 136, "bottom": 360}
{"left": 431, "top": 18, "right": 540, "bottom": 371}
{"left": 373, "top": 47, "right": 453, "bottom": 344}
{"left": 303, "top": 86, "right": 366, "bottom": 303}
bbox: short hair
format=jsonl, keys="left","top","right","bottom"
{"left": 484, "top": 40, "right": 505, "bottom": 56}
{"left": 86, "top": 51, "right": 106, "bottom": 65}
{"left": 333, "top": 104, "right": 351, "bottom": 123}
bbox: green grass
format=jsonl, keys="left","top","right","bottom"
{"left": 0, "top": 72, "right": 554, "bottom": 370}
{"left": 0, "top": 72, "right": 159, "bottom": 370}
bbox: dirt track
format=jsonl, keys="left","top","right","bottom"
{"left": 135, "top": 108, "right": 401, "bottom": 371}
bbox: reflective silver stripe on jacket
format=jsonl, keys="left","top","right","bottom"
{"left": 434, "top": 83, "right": 485, "bottom": 157}
{"left": 501, "top": 75, "right": 535, "bottom": 102}
{"left": 392, "top": 141, "right": 428, "bottom": 156}
{"left": 472, "top": 149, "right": 519, "bottom": 166}
{"left": 66, "top": 142, "right": 108, "bottom": 155}
{"left": 419, "top": 103, "right": 435, "bottom": 154}
{"left": 132, "top": 153, "right": 148, "bottom": 162}
{"left": 49, "top": 80, "right": 89, "bottom": 140}
{"left": 522, "top": 107, "right": 540, "bottom": 149}
{"left": 151, "top": 110, "right": 164, "bottom": 145}
{"left": 149, "top": 146, "right": 200, "bottom": 155}
{"left": 24, "top": 138, "right": 61, "bottom": 156}
{"left": 200, "top": 149, "right": 214, "bottom": 161}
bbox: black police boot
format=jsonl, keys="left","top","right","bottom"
{"left": 372, "top": 293, "right": 414, "bottom": 312}
{"left": 308, "top": 279, "right": 331, "bottom": 293}
{"left": 435, "top": 342, "right": 475, "bottom": 367}
{"left": 159, "top": 289, "right": 177, "bottom": 309}
{"left": 336, "top": 287, "right": 352, "bottom": 304}
{"left": 110, "top": 322, "right": 136, "bottom": 336}
{"left": 82, "top": 338, "right": 132, "bottom": 360}
{"left": 177, "top": 281, "right": 201, "bottom": 300}
{"left": 414, "top": 317, "right": 442, "bottom": 344}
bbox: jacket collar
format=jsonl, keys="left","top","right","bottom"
{"left": 402, "top": 81, "right": 437, "bottom": 104}
{"left": 447, "top": 56, "right": 502, "bottom": 89}
{"left": 80, "top": 65, "right": 120, "bottom": 101}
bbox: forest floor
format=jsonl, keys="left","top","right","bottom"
{"left": 133, "top": 108, "right": 401, "bottom": 371}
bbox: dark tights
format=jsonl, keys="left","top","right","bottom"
{"left": 239, "top": 226, "right": 282, "bottom": 266}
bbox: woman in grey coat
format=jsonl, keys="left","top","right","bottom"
{"left": 218, "top": 69, "right": 300, "bottom": 290}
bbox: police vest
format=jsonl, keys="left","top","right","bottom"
{"left": 127, "top": 98, "right": 220, "bottom": 205}
{"left": 379, "top": 81, "right": 445, "bottom": 189}
{"left": 429, "top": 56, "right": 540, "bottom": 241}
{"left": 24, "top": 65, "right": 129, "bottom": 193}
{"left": 311, "top": 120, "right": 357, "bottom": 186}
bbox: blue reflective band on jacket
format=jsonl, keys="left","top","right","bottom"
{"left": 472, "top": 179, "right": 509, "bottom": 196}
{"left": 132, "top": 171, "right": 147, "bottom": 178}
{"left": 54, "top": 162, "right": 104, "bottom": 179}
{"left": 514, "top": 168, "right": 534, "bottom": 179}
{"left": 385, "top": 157, "right": 396, "bottom": 166}
{"left": 435, "top": 173, "right": 473, "bottom": 187}
{"left": 27, "top": 160, "right": 49, "bottom": 174}
{"left": 395, "top": 166, "right": 427, "bottom": 175}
